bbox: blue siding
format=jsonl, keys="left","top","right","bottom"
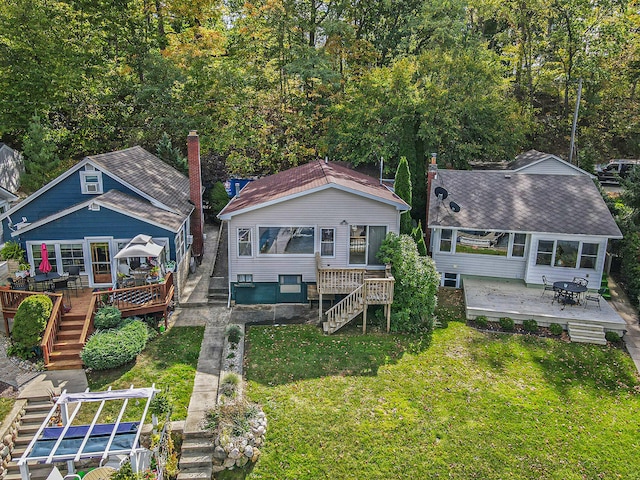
{"left": 12, "top": 207, "right": 177, "bottom": 259}
{"left": 3, "top": 169, "right": 147, "bottom": 241}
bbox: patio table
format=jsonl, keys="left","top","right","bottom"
{"left": 32, "top": 273, "right": 61, "bottom": 291}
{"left": 553, "top": 281, "right": 587, "bottom": 307}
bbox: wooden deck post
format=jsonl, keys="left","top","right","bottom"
{"left": 362, "top": 304, "right": 367, "bottom": 334}
{"left": 386, "top": 304, "right": 391, "bottom": 333}
{"left": 319, "top": 292, "right": 323, "bottom": 322}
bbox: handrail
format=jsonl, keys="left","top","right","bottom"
{"left": 41, "top": 295, "right": 64, "bottom": 366}
{"left": 364, "top": 277, "right": 395, "bottom": 304}
{"left": 79, "top": 293, "right": 99, "bottom": 345}
{"left": 316, "top": 268, "right": 365, "bottom": 294}
{"left": 324, "top": 284, "right": 364, "bottom": 332}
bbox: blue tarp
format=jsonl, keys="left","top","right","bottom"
{"left": 42, "top": 422, "right": 139, "bottom": 440}
{"left": 28, "top": 433, "right": 137, "bottom": 458}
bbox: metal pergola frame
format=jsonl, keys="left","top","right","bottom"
{"left": 18, "top": 385, "right": 158, "bottom": 480}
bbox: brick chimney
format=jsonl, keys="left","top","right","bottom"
{"left": 187, "top": 130, "right": 204, "bottom": 260}
{"left": 425, "top": 153, "right": 438, "bottom": 253}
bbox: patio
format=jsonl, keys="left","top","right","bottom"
{"left": 462, "top": 276, "right": 627, "bottom": 336}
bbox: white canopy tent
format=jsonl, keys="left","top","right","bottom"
{"left": 114, "top": 235, "right": 164, "bottom": 259}
{"left": 18, "top": 386, "right": 158, "bottom": 480}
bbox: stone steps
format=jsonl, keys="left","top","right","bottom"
{"left": 568, "top": 322, "right": 607, "bottom": 345}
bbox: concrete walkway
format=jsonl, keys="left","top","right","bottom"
{"left": 607, "top": 278, "right": 640, "bottom": 371}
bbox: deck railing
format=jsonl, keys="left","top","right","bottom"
{"left": 364, "top": 277, "right": 395, "bottom": 304}
{"left": 41, "top": 295, "right": 64, "bottom": 366}
{"left": 316, "top": 268, "right": 366, "bottom": 294}
{"left": 324, "top": 284, "right": 364, "bottom": 332}
{"left": 92, "top": 272, "right": 174, "bottom": 317}
{"left": 79, "top": 293, "right": 99, "bottom": 345}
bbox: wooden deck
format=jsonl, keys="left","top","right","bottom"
{"left": 0, "top": 273, "right": 175, "bottom": 370}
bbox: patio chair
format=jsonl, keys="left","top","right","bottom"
{"left": 541, "top": 275, "right": 555, "bottom": 297}
{"left": 583, "top": 288, "right": 606, "bottom": 309}
{"left": 66, "top": 265, "right": 82, "bottom": 294}
{"left": 52, "top": 278, "right": 72, "bottom": 308}
{"left": 7, "top": 277, "right": 29, "bottom": 291}
{"left": 573, "top": 277, "right": 589, "bottom": 287}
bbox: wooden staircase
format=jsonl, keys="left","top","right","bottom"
{"left": 46, "top": 311, "right": 86, "bottom": 370}
{"left": 5, "top": 395, "right": 58, "bottom": 480}
{"left": 323, "top": 285, "right": 365, "bottom": 334}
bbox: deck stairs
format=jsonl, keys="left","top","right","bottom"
{"left": 5, "top": 395, "right": 61, "bottom": 480}
{"left": 46, "top": 311, "right": 86, "bottom": 370}
{"left": 177, "top": 434, "right": 214, "bottom": 480}
{"left": 323, "top": 284, "right": 365, "bottom": 334}
{"left": 567, "top": 322, "right": 607, "bottom": 345}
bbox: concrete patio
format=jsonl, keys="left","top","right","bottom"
{"left": 462, "top": 276, "right": 627, "bottom": 336}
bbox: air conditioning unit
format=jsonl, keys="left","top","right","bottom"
{"left": 187, "top": 235, "right": 193, "bottom": 246}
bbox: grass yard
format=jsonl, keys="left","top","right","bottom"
{"left": 244, "top": 322, "right": 640, "bottom": 479}
{"left": 0, "top": 398, "right": 15, "bottom": 424}
{"left": 80, "top": 325, "right": 204, "bottom": 424}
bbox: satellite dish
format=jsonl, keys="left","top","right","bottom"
{"left": 434, "top": 186, "right": 448, "bottom": 200}
{"left": 449, "top": 201, "right": 461, "bottom": 213}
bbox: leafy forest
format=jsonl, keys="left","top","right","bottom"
{"left": 1, "top": 0, "right": 639, "bottom": 196}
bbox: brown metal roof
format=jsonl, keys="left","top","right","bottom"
{"left": 219, "top": 160, "right": 409, "bottom": 218}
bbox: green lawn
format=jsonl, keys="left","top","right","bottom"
{"left": 81, "top": 325, "right": 204, "bottom": 423}
{"left": 0, "top": 398, "right": 15, "bottom": 424}
{"left": 244, "top": 322, "right": 640, "bottom": 479}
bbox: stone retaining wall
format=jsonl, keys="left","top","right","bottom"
{"left": 0, "top": 400, "right": 27, "bottom": 479}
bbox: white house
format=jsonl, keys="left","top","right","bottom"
{"left": 218, "top": 160, "right": 409, "bottom": 304}
{"left": 427, "top": 168, "right": 622, "bottom": 288}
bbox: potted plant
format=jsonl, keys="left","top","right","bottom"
{"left": 16, "top": 262, "right": 31, "bottom": 278}
{"left": 165, "top": 260, "right": 176, "bottom": 272}
{"left": 1, "top": 241, "right": 26, "bottom": 275}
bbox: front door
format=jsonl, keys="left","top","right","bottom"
{"left": 89, "top": 241, "right": 112, "bottom": 285}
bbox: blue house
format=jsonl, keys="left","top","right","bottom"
{"left": 0, "top": 136, "right": 205, "bottom": 293}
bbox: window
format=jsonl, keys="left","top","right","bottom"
{"left": 175, "top": 228, "right": 185, "bottom": 263}
{"left": 580, "top": 243, "right": 599, "bottom": 269}
{"left": 455, "top": 230, "right": 508, "bottom": 256}
{"left": 511, "top": 233, "right": 526, "bottom": 258}
{"left": 320, "top": 228, "right": 335, "bottom": 257}
{"left": 80, "top": 171, "right": 103, "bottom": 194}
{"left": 554, "top": 240, "right": 578, "bottom": 267}
{"left": 237, "top": 274, "right": 253, "bottom": 284}
{"left": 439, "top": 229, "right": 453, "bottom": 253}
{"left": 535, "top": 240, "right": 554, "bottom": 265}
{"left": 60, "top": 244, "right": 84, "bottom": 272}
{"left": 279, "top": 275, "right": 302, "bottom": 294}
{"left": 348, "top": 225, "right": 387, "bottom": 265}
{"left": 442, "top": 273, "right": 459, "bottom": 287}
{"left": 238, "top": 228, "right": 252, "bottom": 256}
{"left": 258, "top": 227, "right": 314, "bottom": 255}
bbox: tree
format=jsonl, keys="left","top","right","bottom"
{"left": 377, "top": 233, "right": 439, "bottom": 333}
{"left": 395, "top": 156, "right": 413, "bottom": 234}
{"left": 21, "top": 115, "right": 60, "bottom": 192}
{"left": 412, "top": 221, "right": 428, "bottom": 256}
{"left": 156, "top": 132, "right": 188, "bottom": 174}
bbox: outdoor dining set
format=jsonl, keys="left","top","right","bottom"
{"left": 542, "top": 275, "right": 606, "bottom": 310}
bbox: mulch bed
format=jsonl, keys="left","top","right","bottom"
{"left": 467, "top": 319, "right": 570, "bottom": 341}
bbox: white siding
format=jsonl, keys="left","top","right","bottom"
{"left": 227, "top": 188, "right": 401, "bottom": 283}
{"left": 515, "top": 158, "right": 588, "bottom": 176}
{"left": 433, "top": 252, "right": 527, "bottom": 279}
{"left": 524, "top": 234, "right": 608, "bottom": 287}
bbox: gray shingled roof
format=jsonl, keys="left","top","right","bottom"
{"left": 428, "top": 170, "right": 622, "bottom": 237}
{"left": 96, "top": 190, "right": 187, "bottom": 232}
{"left": 86, "top": 146, "right": 192, "bottom": 216}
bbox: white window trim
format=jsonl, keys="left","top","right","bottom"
{"left": 238, "top": 227, "right": 253, "bottom": 257}
{"left": 320, "top": 227, "right": 336, "bottom": 258}
{"left": 26, "top": 240, "right": 88, "bottom": 275}
{"left": 441, "top": 272, "right": 460, "bottom": 288}
{"left": 437, "top": 228, "right": 455, "bottom": 254}
{"left": 80, "top": 171, "right": 104, "bottom": 194}
{"left": 257, "top": 225, "right": 316, "bottom": 257}
{"left": 535, "top": 239, "right": 599, "bottom": 270}
{"left": 507, "top": 233, "right": 527, "bottom": 259}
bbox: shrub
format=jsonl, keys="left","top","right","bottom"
{"left": 549, "top": 323, "right": 563, "bottom": 336}
{"left": 94, "top": 306, "right": 123, "bottom": 329}
{"left": 499, "top": 317, "right": 515, "bottom": 331}
{"left": 475, "top": 315, "right": 488, "bottom": 328}
{"left": 226, "top": 324, "right": 242, "bottom": 345}
{"left": 522, "top": 319, "right": 538, "bottom": 333}
{"left": 81, "top": 320, "right": 149, "bottom": 370}
{"left": 150, "top": 390, "right": 172, "bottom": 417}
{"left": 0, "top": 241, "right": 25, "bottom": 261}
{"left": 11, "top": 295, "right": 53, "bottom": 356}
{"left": 220, "top": 373, "right": 240, "bottom": 398}
{"left": 605, "top": 331, "right": 621, "bottom": 343}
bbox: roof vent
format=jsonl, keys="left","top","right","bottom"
{"left": 504, "top": 174, "right": 511, "bottom": 179}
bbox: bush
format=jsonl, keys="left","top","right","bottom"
{"left": 499, "top": 317, "right": 515, "bottom": 331}
{"left": 522, "top": 319, "right": 538, "bottom": 333}
{"left": 208, "top": 181, "right": 231, "bottom": 219}
{"left": 549, "top": 323, "right": 563, "bottom": 336}
{"left": 226, "top": 324, "right": 242, "bottom": 345}
{"left": 94, "top": 306, "right": 123, "bottom": 329}
{"left": 81, "top": 320, "right": 149, "bottom": 370}
{"left": 11, "top": 295, "right": 53, "bottom": 356}
{"left": 605, "top": 331, "right": 621, "bottom": 343}
{"left": 0, "top": 241, "right": 25, "bottom": 261}
{"left": 220, "top": 373, "right": 240, "bottom": 398}
{"left": 475, "top": 315, "right": 488, "bottom": 328}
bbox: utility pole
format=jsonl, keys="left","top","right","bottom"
{"left": 569, "top": 78, "right": 583, "bottom": 166}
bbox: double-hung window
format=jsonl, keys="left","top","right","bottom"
{"left": 535, "top": 239, "right": 598, "bottom": 269}
{"left": 439, "top": 229, "right": 453, "bottom": 253}
{"left": 238, "top": 228, "right": 252, "bottom": 256}
{"left": 320, "top": 228, "right": 335, "bottom": 257}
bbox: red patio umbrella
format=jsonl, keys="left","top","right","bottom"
{"left": 39, "top": 243, "right": 52, "bottom": 275}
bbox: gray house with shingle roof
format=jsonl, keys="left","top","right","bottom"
{"left": 510, "top": 149, "right": 593, "bottom": 177}
{"left": 218, "top": 160, "right": 409, "bottom": 304}
{"left": 0, "top": 146, "right": 195, "bottom": 292}
{"left": 428, "top": 169, "right": 621, "bottom": 288}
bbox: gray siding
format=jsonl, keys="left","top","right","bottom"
{"left": 515, "top": 158, "right": 587, "bottom": 176}
{"left": 524, "top": 234, "right": 608, "bottom": 287}
{"left": 432, "top": 252, "right": 526, "bottom": 280}
{"left": 227, "top": 188, "right": 401, "bottom": 284}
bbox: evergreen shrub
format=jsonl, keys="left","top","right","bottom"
{"left": 11, "top": 295, "right": 53, "bottom": 357}
{"left": 81, "top": 320, "right": 149, "bottom": 370}
{"left": 522, "top": 319, "right": 538, "bottom": 333}
{"left": 549, "top": 323, "right": 563, "bottom": 336}
{"left": 94, "top": 306, "right": 123, "bottom": 329}
{"left": 499, "top": 317, "right": 515, "bottom": 331}
{"left": 475, "top": 315, "right": 488, "bottom": 328}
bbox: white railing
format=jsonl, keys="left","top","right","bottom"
{"left": 324, "top": 284, "right": 364, "bottom": 333}
{"left": 316, "top": 268, "right": 365, "bottom": 294}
